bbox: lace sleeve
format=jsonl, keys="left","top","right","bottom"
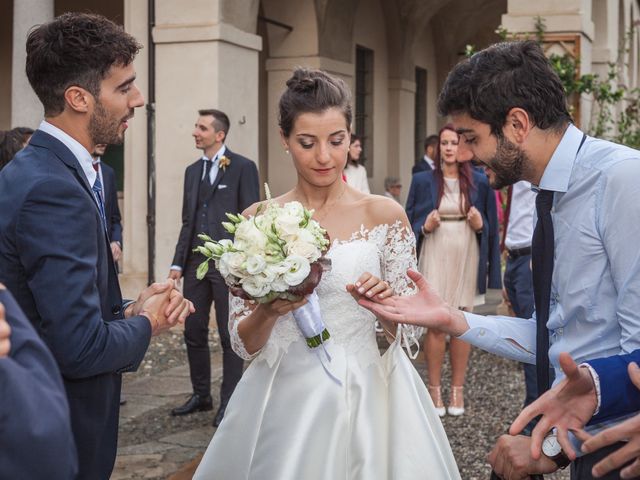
{"left": 229, "top": 295, "right": 261, "bottom": 361}
{"left": 382, "top": 220, "right": 424, "bottom": 358}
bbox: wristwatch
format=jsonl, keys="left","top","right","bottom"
{"left": 542, "top": 432, "right": 571, "bottom": 469}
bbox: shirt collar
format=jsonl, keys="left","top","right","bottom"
{"left": 39, "top": 120, "right": 96, "bottom": 185}
{"left": 537, "top": 124, "right": 584, "bottom": 193}
{"left": 202, "top": 144, "right": 226, "bottom": 163}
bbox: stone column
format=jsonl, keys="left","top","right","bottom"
{"left": 119, "top": 0, "right": 150, "bottom": 296}
{"left": 152, "top": 1, "right": 262, "bottom": 280}
{"left": 387, "top": 78, "right": 416, "bottom": 205}
{"left": 11, "top": 0, "right": 54, "bottom": 128}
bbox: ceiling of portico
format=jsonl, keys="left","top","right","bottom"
{"left": 243, "top": 0, "right": 506, "bottom": 83}
{"left": 313, "top": 0, "right": 506, "bottom": 81}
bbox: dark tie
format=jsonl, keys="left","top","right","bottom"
{"left": 202, "top": 158, "right": 213, "bottom": 184}
{"left": 500, "top": 185, "right": 513, "bottom": 252}
{"left": 92, "top": 175, "right": 107, "bottom": 231}
{"left": 532, "top": 189, "right": 554, "bottom": 394}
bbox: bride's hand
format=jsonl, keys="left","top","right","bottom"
{"left": 346, "top": 272, "right": 393, "bottom": 302}
{"left": 258, "top": 297, "right": 308, "bottom": 320}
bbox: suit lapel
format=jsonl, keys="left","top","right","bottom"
{"left": 30, "top": 130, "right": 94, "bottom": 199}
{"left": 209, "top": 148, "right": 231, "bottom": 195}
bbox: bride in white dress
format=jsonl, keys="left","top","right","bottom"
{"left": 194, "top": 68, "right": 460, "bottom": 480}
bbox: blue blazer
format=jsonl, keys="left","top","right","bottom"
{"left": 405, "top": 169, "right": 502, "bottom": 294}
{"left": 0, "top": 288, "right": 77, "bottom": 479}
{"left": 589, "top": 349, "right": 640, "bottom": 424}
{"left": 0, "top": 130, "right": 152, "bottom": 479}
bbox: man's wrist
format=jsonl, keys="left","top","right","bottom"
{"left": 447, "top": 306, "right": 469, "bottom": 337}
{"left": 580, "top": 363, "right": 601, "bottom": 416}
{"left": 141, "top": 310, "right": 159, "bottom": 335}
{"left": 123, "top": 300, "right": 136, "bottom": 318}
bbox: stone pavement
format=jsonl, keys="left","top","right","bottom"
{"left": 113, "top": 344, "right": 222, "bottom": 479}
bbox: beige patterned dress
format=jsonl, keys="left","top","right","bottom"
{"left": 418, "top": 177, "right": 480, "bottom": 309}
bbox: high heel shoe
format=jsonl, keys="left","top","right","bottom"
{"left": 427, "top": 385, "right": 446, "bottom": 417}
{"left": 447, "top": 385, "right": 465, "bottom": 416}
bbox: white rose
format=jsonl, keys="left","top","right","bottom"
{"left": 218, "top": 239, "right": 234, "bottom": 250}
{"left": 241, "top": 275, "right": 271, "bottom": 298}
{"left": 235, "top": 220, "right": 268, "bottom": 253}
{"left": 245, "top": 255, "right": 267, "bottom": 275}
{"left": 287, "top": 239, "right": 320, "bottom": 261}
{"left": 274, "top": 213, "right": 301, "bottom": 239}
{"left": 283, "top": 255, "right": 311, "bottom": 286}
{"left": 219, "top": 251, "right": 246, "bottom": 279}
{"left": 283, "top": 201, "right": 305, "bottom": 219}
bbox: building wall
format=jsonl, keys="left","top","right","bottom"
{"left": 7, "top": 0, "right": 638, "bottom": 289}
{"left": 0, "top": 0, "right": 13, "bottom": 130}
{"left": 353, "top": 0, "right": 390, "bottom": 196}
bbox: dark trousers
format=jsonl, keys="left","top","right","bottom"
{"left": 504, "top": 253, "right": 539, "bottom": 407}
{"left": 571, "top": 442, "right": 630, "bottom": 479}
{"left": 183, "top": 255, "right": 243, "bottom": 405}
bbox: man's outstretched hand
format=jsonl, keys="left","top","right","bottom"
{"left": 509, "top": 352, "right": 598, "bottom": 459}
{"left": 356, "top": 269, "right": 469, "bottom": 336}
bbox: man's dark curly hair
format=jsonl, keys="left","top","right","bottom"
{"left": 437, "top": 41, "right": 571, "bottom": 136}
{"left": 26, "top": 12, "right": 142, "bottom": 116}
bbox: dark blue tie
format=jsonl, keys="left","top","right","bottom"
{"left": 532, "top": 189, "right": 554, "bottom": 394}
{"left": 92, "top": 175, "right": 107, "bottom": 231}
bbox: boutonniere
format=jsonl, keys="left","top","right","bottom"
{"left": 219, "top": 155, "right": 231, "bottom": 172}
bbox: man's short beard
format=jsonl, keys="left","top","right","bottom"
{"left": 88, "top": 100, "right": 124, "bottom": 146}
{"left": 486, "top": 136, "right": 527, "bottom": 189}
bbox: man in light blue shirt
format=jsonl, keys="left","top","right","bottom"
{"left": 358, "top": 40, "right": 640, "bottom": 479}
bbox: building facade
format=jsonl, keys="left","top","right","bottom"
{"left": 1, "top": 0, "right": 639, "bottom": 294}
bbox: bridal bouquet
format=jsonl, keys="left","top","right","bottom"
{"left": 194, "top": 187, "right": 335, "bottom": 353}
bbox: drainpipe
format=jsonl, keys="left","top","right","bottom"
{"left": 146, "top": 0, "right": 156, "bottom": 285}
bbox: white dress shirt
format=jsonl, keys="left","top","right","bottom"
{"left": 423, "top": 155, "right": 435, "bottom": 170}
{"left": 39, "top": 120, "right": 95, "bottom": 186}
{"left": 201, "top": 144, "right": 226, "bottom": 184}
{"left": 460, "top": 124, "right": 640, "bottom": 431}
{"left": 504, "top": 181, "right": 536, "bottom": 250}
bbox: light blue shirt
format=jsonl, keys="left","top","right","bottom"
{"left": 461, "top": 124, "right": 640, "bottom": 424}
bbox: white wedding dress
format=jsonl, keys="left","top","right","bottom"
{"left": 194, "top": 222, "right": 461, "bottom": 479}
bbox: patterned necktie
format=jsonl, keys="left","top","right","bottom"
{"left": 92, "top": 175, "right": 107, "bottom": 231}
{"left": 532, "top": 189, "right": 554, "bottom": 394}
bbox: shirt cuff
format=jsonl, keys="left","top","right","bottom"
{"left": 170, "top": 265, "right": 183, "bottom": 272}
{"left": 580, "top": 362, "right": 602, "bottom": 417}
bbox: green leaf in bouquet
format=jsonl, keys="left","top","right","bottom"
{"left": 193, "top": 245, "right": 211, "bottom": 258}
{"left": 225, "top": 212, "right": 244, "bottom": 223}
{"left": 197, "top": 233, "right": 214, "bottom": 242}
{"left": 196, "top": 260, "right": 209, "bottom": 280}
{"left": 222, "top": 221, "right": 236, "bottom": 233}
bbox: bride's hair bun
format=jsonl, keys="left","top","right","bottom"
{"left": 279, "top": 67, "right": 352, "bottom": 137}
{"left": 285, "top": 69, "right": 319, "bottom": 93}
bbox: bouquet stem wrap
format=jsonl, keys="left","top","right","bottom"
{"left": 292, "top": 291, "right": 341, "bottom": 386}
